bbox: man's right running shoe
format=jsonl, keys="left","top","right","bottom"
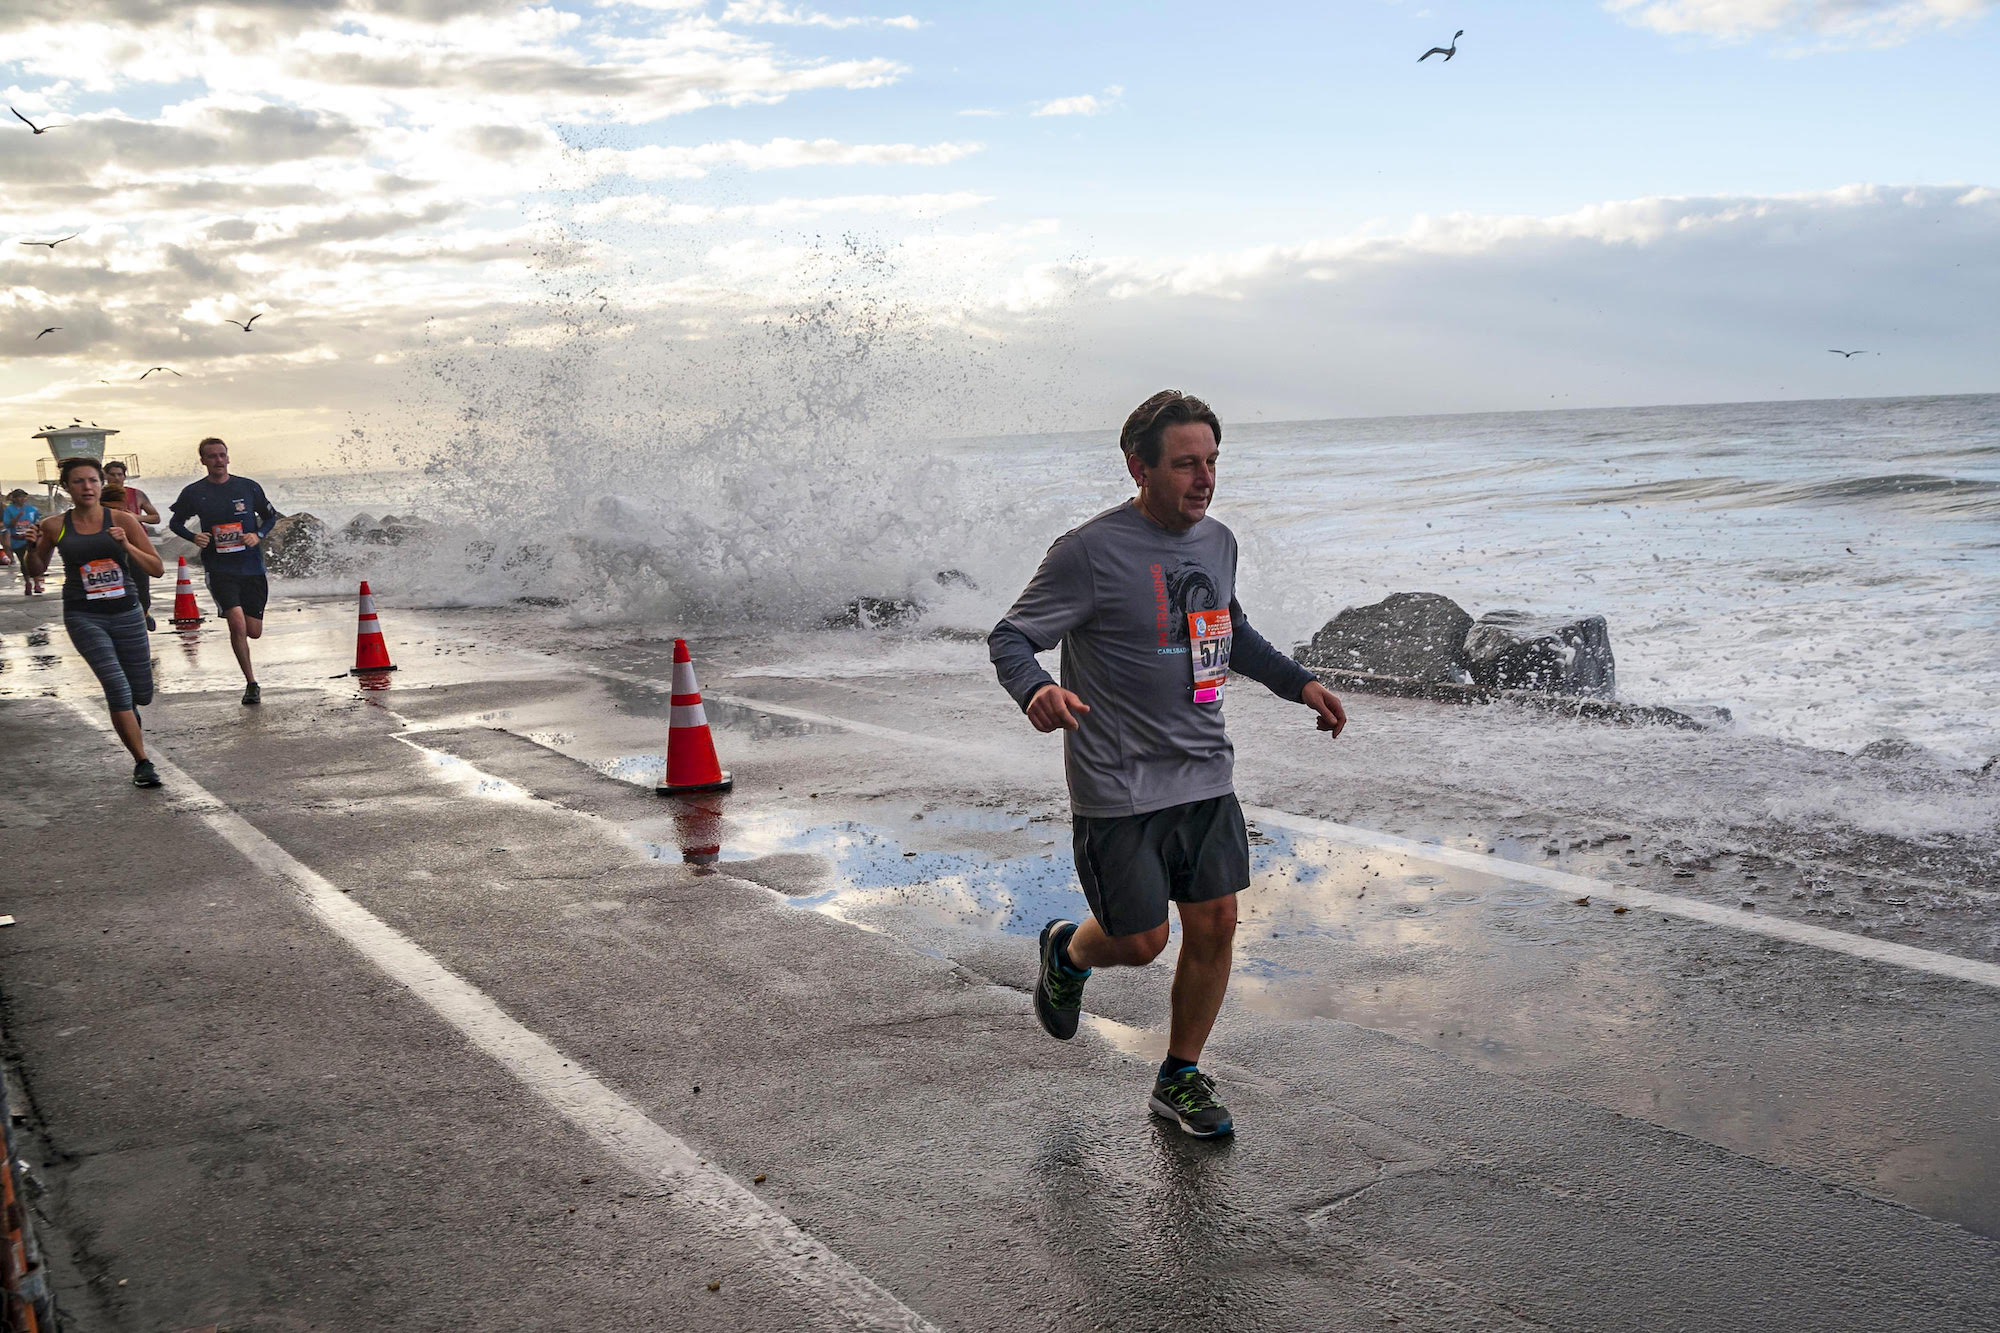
{"left": 1150, "top": 1067, "right": 1234, "bottom": 1138}
{"left": 242, "top": 681, "right": 261, "bottom": 706}
{"left": 1034, "top": 918, "right": 1089, "bottom": 1040}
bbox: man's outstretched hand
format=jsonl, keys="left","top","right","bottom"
{"left": 1027, "top": 684, "right": 1092, "bottom": 733}
{"left": 1301, "top": 680, "right": 1347, "bottom": 737}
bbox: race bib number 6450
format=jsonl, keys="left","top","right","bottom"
{"left": 1188, "top": 609, "right": 1232, "bottom": 705}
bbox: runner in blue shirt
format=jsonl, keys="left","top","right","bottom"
{"left": 168, "top": 437, "right": 279, "bottom": 705}
{"left": 4, "top": 489, "right": 44, "bottom": 595}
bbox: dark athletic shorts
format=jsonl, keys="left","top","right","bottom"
{"left": 206, "top": 570, "right": 269, "bottom": 619}
{"left": 1072, "top": 793, "right": 1250, "bottom": 937}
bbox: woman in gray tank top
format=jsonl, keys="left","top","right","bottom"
{"left": 24, "top": 458, "right": 168, "bottom": 787}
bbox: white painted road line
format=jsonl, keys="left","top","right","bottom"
{"left": 1239, "top": 805, "right": 2000, "bottom": 993}
{"left": 579, "top": 675, "right": 2000, "bottom": 995}
{"left": 63, "top": 703, "right": 940, "bottom": 1333}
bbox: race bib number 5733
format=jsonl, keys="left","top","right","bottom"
{"left": 1188, "top": 609, "right": 1232, "bottom": 705}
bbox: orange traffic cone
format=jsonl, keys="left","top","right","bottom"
{"left": 349, "top": 581, "right": 397, "bottom": 674}
{"left": 659, "top": 639, "right": 732, "bottom": 794}
{"left": 169, "top": 556, "right": 203, "bottom": 626}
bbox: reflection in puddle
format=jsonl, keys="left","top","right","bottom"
{"left": 639, "top": 807, "right": 1087, "bottom": 937}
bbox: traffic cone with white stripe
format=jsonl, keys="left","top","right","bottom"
{"left": 659, "top": 639, "right": 732, "bottom": 795}
{"left": 169, "top": 556, "right": 203, "bottom": 626}
{"left": 348, "top": 581, "right": 397, "bottom": 674}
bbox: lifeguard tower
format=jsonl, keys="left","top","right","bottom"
{"left": 30, "top": 424, "right": 140, "bottom": 509}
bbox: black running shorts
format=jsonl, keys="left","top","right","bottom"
{"left": 1071, "top": 793, "right": 1250, "bottom": 937}
{"left": 206, "top": 570, "right": 269, "bottom": 619}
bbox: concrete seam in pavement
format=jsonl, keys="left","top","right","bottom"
{"left": 58, "top": 699, "right": 944, "bottom": 1333}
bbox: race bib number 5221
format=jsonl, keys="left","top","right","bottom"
{"left": 211, "top": 521, "right": 246, "bottom": 553}
{"left": 1188, "top": 609, "right": 1232, "bottom": 705}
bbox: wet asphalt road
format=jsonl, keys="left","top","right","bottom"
{"left": 1, "top": 592, "right": 1997, "bottom": 1332}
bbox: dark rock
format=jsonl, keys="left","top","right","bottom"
{"left": 263, "top": 512, "right": 330, "bottom": 578}
{"left": 934, "top": 569, "right": 978, "bottom": 590}
{"left": 1293, "top": 592, "right": 1474, "bottom": 683}
{"left": 1855, "top": 738, "right": 1928, "bottom": 761}
{"left": 340, "top": 512, "right": 378, "bottom": 540}
{"left": 1464, "top": 610, "right": 1615, "bottom": 697}
{"left": 369, "top": 514, "right": 440, "bottom": 546}
{"left": 825, "top": 596, "right": 924, "bottom": 630}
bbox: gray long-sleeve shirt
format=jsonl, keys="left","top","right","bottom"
{"left": 989, "top": 501, "right": 1314, "bottom": 818}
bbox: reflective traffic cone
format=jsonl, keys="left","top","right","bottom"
{"left": 659, "top": 639, "right": 732, "bottom": 794}
{"left": 169, "top": 556, "right": 204, "bottom": 626}
{"left": 349, "top": 581, "right": 397, "bottom": 674}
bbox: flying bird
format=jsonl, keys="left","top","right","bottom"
{"left": 139, "top": 366, "right": 182, "bottom": 379}
{"left": 224, "top": 313, "right": 263, "bottom": 331}
{"left": 1419, "top": 30, "right": 1463, "bottom": 61}
{"left": 10, "top": 107, "right": 63, "bottom": 134}
{"left": 35, "top": 327, "right": 60, "bottom": 339}
{"left": 20, "top": 234, "right": 79, "bottom": 249}
{"left": 1827, "top": 348, "right": 1870, "bottom": 358}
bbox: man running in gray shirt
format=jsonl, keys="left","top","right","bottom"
{"left": 990, "top": 389, "right": 1347, "bottom": 1137}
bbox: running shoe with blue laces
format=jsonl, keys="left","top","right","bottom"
{"left": 1150, "top": 1067, "right": 1234, "bottom": 1138}
{"left": 1034, "top": 918, "right": 1089, "bottom": 1040}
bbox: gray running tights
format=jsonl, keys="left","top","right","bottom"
{"left": 63, "top": 606, "right": 154, "bottom": 713}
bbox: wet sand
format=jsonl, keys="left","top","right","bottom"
{"left": 1, "top": 590, "right": 1996, "bottom": 1331}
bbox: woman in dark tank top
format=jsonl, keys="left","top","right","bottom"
{"left": 24, "top": 458, "right": 168, "bottom": 787}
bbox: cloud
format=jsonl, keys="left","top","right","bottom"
{"left": 719, "top": 0, "right": 921, "bottom": 29}
{"left": 995, "top": 184, "right": 2000, "bottom": 418}
{"left": 1031, "top": 85, "right": 1123, "bottom": 117}
{"left": 0, "top": 103, "right": 368, "bottom": 188}
{"left": 1605, "top": 0, "right": 1993, "bottom": 44}
{"left": 576, "top": 136, "right": 982, "bottom": 180}
{"left": 571, "top": 189, "right": 990, "bottom": 225}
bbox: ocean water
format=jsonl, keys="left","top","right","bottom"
{"left": 973, "top": 394, "right": 2000, "bottom": 767}
{"left": 65, "top": 392, "right": 2000, "bottom": 768}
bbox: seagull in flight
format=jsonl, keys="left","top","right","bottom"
{"left": 1419, "top": 30, "right": 1463, "bottom": 61}
{"left": 10, "top": 107, "right": 63, "bottom": 134}
{"left": 35, "top": 327, "right": 60, "bottom": 339}
{"left": 224, "top": 313, "right": 263, "bottom": 332}
{"left": 139, "top": 366, "right": 182, "bottom": 379}
{"left": 1827, "top": 348, "right": 1872, "bottom": 358}
{"left": 20, "top": 234, "right": 79, "bottom": 249}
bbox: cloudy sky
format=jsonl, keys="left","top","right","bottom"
{"left": 3, "top": 0, "right": 1997, "bottom": 474}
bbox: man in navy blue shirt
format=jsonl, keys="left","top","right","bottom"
{"left": 169, "top": 436, "right": 279, "bottom": 705}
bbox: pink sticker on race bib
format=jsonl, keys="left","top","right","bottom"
{"left": 1188, "top": 609, "right": 1232, "bottom": 704}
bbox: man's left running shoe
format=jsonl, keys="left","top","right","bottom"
{"left": 1150, "top": 1067, "right": 1234, "bottom": 1138}
{"left": 1034, "top": 918, "right": 1089, "bottom": 1040}
{"left": 242, "top": 681, "right": 261, "bottom": 706}
{"left": 132, "top": 760, "right": 161, "bottom": 788}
